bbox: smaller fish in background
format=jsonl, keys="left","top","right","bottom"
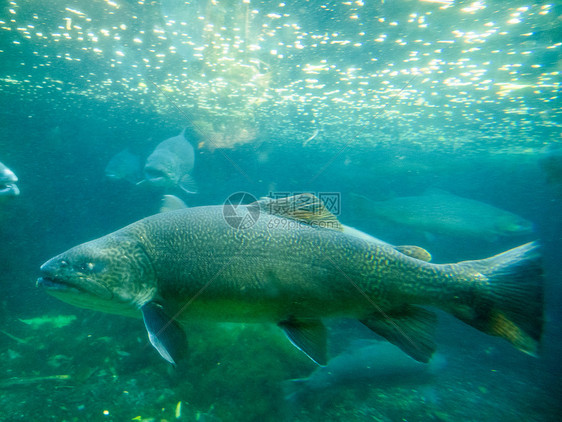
{"left": 141, "top": 128, "right": 197, "bottom": 194}
{"left": 283, "top": 340, "right": 445, "bottom": 402}
{"left": 104, "top": 149, "right": 142, "bottom": 184}
{"left": 351, "top": 189, "right": 534, "bottom": 241}
{"left": 19, "top": 314, "right": 77, "bottom": 329}
{"left": 0, "top": 161, "right": 19, "bottom": 198}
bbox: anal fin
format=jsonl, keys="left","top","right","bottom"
{"left": 141, "top": 302, "right": 187, "bottom": 366}
{"left": 279, "top": 318, "right": 327, "bottom": 366}
{"left": 360, "top": 305, "right": 437, "bottom": 363}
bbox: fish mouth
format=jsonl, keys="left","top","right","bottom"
{"left": 37, "top": 274, "right": 113, "bottom": 300}
{"left": 36, "top": 276, "right": 82, "bottom": 294}
{"left": 506, "top": 222, "right": 535, "bottom": 235}
{"left": 146, "top": 175, "right": 166, "bottom": 183}
{"left": 519, "top": 226, "right": 535, "bottom": 235}
{"left": 143, "top": 167, "right": 170, "bottom": 184}
{"left": 37, "top": 275, "right": 119, "bottom": 313}
{"left": 0, "top": 182, "right": 19, "bottom": 196}
{"left": 105, "top": 172, "right": 120, "bottom": 180}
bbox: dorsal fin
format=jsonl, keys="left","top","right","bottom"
{"left": 258, "top": 193, "right": 343, "bottom": 231}
{"left": 395, "top": 245, "right": 432, "bottom": 262}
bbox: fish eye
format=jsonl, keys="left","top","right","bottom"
{"left": 76, "top": 261, "right": 105, "bottom": 274}
{"left": 77, "top": 262, "right": 93, "bottom": 272}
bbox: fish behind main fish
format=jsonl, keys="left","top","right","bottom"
{"left": 19, "top": 314, "right": 77, "bottom": 329}
{"left": 104, "top": 149, "right": 142, "bottom": 184}
{"left": 142, "top": 128, "right": 197, "bottom": 194}
{"left": 352, "top": 190, "right": 534, "bottom": 241}
{"left": 283, "top": 340, "right": 445, "bottom": 401}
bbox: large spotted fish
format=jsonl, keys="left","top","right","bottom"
{"left": 38, "top": 194, "right": 543, "bottom": 366}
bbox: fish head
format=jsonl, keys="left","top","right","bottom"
{"left": 495, "top": 215, "right": 534, "bottom": 236}
{"left": 143, "top": 151, "right": 180, "bottom": 188}
{"left": 0, "top": 162, "right": 19, "bottom": 197}
{"left": 104, "top": 149, "right": 141, "bottom": 183}
{"left": 37, "top": 234, "right": 157, "bottom": 316}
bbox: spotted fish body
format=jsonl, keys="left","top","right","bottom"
{"left": 133, "top": 208, "right": 435, "bottom": 319}
{"left": 38, "top": 195, "right": 543, "bottom": 366}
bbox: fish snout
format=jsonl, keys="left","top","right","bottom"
{"left": 508, "top": 220, "right": 535, "bottom": 235}
{"left": 37, "top": 257, "right": 75, "bottom": 291}
{"left": 0, "top": 167, "right": 18, "bottom": 183}
{"left": 520, "top": 223, "right": 535, "bottom": 235}
{"left": 496, "top": 216, "right": 535, "bottom": 236}
{"left": 41, "top": 254, "right": 69, "bottom": 270}
{"left": 38, "top": 252, "right": 115, "bottom": 300}
{"left": 38, "top": 256, "right": 66, "bottom": 280}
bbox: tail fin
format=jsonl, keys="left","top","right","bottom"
{"left": 450, "top": 242, "right": 544, "bottom": 356}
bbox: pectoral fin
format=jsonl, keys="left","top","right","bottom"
{"left": 360, "top": 305, "right": 437, "bottom": 363}
{"left": 179, "top": 174, "right": 198, "bottom": 194}
{"left": 279, "top": 318, "right": 328, "bottom": 366}
{"left": 141, "top": 302, "right": 187, "bottom": 366}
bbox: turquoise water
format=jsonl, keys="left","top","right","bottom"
{"left": 1, "top": 1, "right": 561, "bottom": 421}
